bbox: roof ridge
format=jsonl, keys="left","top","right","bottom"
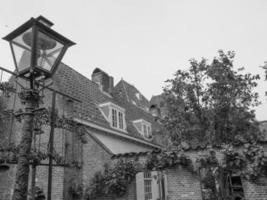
{"left": 59, "top": 62, "right": 100, "bottom": 88}
{"left": 121, "top": 80, "right": 130, "bottom": 102}
{"left": 120, "top": 79, "right": 150, "bottom": 102}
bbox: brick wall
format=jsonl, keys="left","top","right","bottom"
{"left": 0, "top": 165, "right": 16, "bottom": 199}
{"left": 242, "top": 178, "right": 267, "bottom": 200}
{"left": 0, "top": 80, "right": 80, "bottom": 200}
{"left": 93, "top": 180, "right": 136, "bottom": 200}
{"left": 165, "top": 166, "right": 202, "bottom": 200}
{"left": 82, "top": 132, "right": 111, "bottom": 184}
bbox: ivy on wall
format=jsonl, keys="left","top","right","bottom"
{"left": 83, "top": 159, "right": 139, "bottom": 200}
{"left": 0, "top": 144, "right": 74, "bottom": 166}
{"left": 69, "top": 142, "right": 267, "bottom": 199}
{"left": 0, "top": 82, "right": 16, "bottom": 97}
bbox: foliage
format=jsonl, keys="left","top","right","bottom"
{"left": 197, "top": 150, "right": 219, "bottom": 169}
{"left": 194, "top": 144, "right": 267, "bottom": 181}
{"left": 220, "top": 143, "right": 267, "bottom": 180}
{"left": 80, "top": 151, "right": 193, "bottom": 199}
{"left": 28, "top": 186, "right": 46, "bottom": 200}
{"left": 262, "top": 61, "right": 267, "bottom": 96}
{"left": 0, "top": 143, "right": 72, "bottom": 166}
{"left": 84, "top": 159, "right": 139, "bottom": 199}
{"left": 145, "top": 150, "right": 193, "bottom": 172}
{"left": 162, "top": 50, "right": 261, "bottom": 146}
{"left": 69, "top": 180, "right": 84, "bottom": 199}
{"left": 75, "top": 143, "right": 266, "bottom": 199}
{"left": 0, "top": 83, "right": 10, "bottom": 141}
{"left": 0, "top": 82, "right": 16, "bottom": 97}
{"left": 261, "top": 61, "right": 267, "bottom": 80}
{"left": 29, "top": 107, "right": 86, "bottom": 144}
{"left": 239, "top": 143, "right": 267, "bottom": 180}
{"left": 0, "top": 96, "right": 6, "bottom": 139}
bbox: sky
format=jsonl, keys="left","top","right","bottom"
{"left": 0, "top": 0, "right": 266, "bottom": 120}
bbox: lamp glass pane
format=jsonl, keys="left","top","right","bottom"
{"left": 11, "top": 28, "right": 32, "bottom": 73}
{"left": 36, "top": 31, "right": 64, "bottom": 72}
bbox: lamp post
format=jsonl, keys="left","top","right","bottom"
{"left": 3, "top": 16, "right": 75, "bottom": 200}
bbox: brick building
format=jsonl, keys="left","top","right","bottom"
{"left": 1, "top": 63, "right": 267, "bottom": 200}
{"left": 0, "top": 64, "right": 163, "bottom": 200}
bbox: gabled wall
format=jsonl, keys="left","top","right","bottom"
{"left": 0, "top": 79, "right": 79, "bottom": 200}
{"left": 88, "top": 128, "right": 155, "bottom": 154}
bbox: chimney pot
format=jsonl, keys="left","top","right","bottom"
{"left": 92, "top": 68, "right": 114, "bottom": 94}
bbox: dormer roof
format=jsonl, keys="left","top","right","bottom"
{"left": 53, "top": 63, "right": 162, "bottom": 147}
{"left": 115, "top": 80, "right": 150, "bottom": 112}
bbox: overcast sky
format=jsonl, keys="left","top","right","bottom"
{"left": 0, "top": 0, "right": 266, "bottom": 120}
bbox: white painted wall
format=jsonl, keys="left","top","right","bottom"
{"left": 90, "top": 131, "right": 153, "bottom": 154}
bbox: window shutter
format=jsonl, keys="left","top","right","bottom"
{"left": 151, "top": 171, "right": 160, "bottom": 200}
{"left": 163, "top": 171, "right": 168, "bottom": 200}
{"left": 136, "top": 172, "right": 145, "bottom": 200}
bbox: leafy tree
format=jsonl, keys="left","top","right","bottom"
{"left": 0, "top": 95, "right": 6, "bottom": 141}
{"left": 162, "top": 50, "right": 261, "bottom": 147}
{"left": 261, "top": 61, "right": 267, "bottom": 96}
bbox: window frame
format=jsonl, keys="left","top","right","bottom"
{"left": 99, "top": 102, "right": 126, "bottom": 132}
{"left": 144, "top": 172, "right": 152, "bottom": 200}
{"left": 136, "top": 171, "right": 168, "bottom": 200}
{"left": 112, "top": 108, "right": 118, "bottom": 128}
{"left": 133, "top": 119, "right": 152, "bottom": 140}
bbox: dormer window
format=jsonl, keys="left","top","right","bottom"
{"left": 133, "top": 119, "right": 152, "bottom": 140}
{"left": 99, "top": 102, "right": 126, "bottom": 132}
{"left": 111, "top": 108, "right": 124, "bottom": 129}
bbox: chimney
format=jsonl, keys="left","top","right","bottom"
{"left": 92, "top": 68, "right": 114, "bottom": 94}
{"left": 149, "top": 104, "right": 161, "bottom": 119}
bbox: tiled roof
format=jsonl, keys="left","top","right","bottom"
{"left": 115, "top": 80, "right": 150, "bottom": 112}
{"left": 53, "top": 63, "right": 162, "bottom": 146}
{"left": 113, "top": 80, "right": 162, "bottom": 135}
{"left": 150, "top": 94, "right": 163, "bottom": 106}
{"left": 112, "top": 149, "right": 162, "bottom": 159}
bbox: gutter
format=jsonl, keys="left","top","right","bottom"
{"left": 74, "top": 117, "right": 162, "bottom": 149}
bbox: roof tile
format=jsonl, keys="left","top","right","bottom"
{"left": 53, "top": 63, "right": 161, "bottom": 146}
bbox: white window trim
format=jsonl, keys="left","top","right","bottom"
{"left": 133, "top": 119, "right": 153, "bottom": 140}
{"left": 74, "top": 118, "right": 162, "bottom": 149}
{"left": 99, "top": 102, "right": 126, "bottom": 112}
{"left": 99, "top": 102, "right": 127, "bottom": 132}
{"left": 144, "top": 172, "right": 153, "bottom": 200}
{"left": 136, "top": 171, "right": 168, "bottom": 200}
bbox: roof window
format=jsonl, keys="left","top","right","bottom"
{"left": 133, "top": 119, "right": 152, "bottom": 140}
{"left": 99, "top": 102, "right": 126, "bottom": 132}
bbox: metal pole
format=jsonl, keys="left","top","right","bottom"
{"left": 31, "top": 129, "right": 37, "bottom": 199}
{"left": 12, "top": 76, "right": 40, "bottom": 200}
{"left": 47, "top": 91, "right": 56, "bottom": 200}
{"left": 31, "top": 165, "right": 36, "bottom": 198}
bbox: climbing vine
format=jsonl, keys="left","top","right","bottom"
{"left": 70, "top": 142, "right": 267, "bottom": 199}
{"left": 0, "top": 82, "right": 16, "bottom": 97}
{"left": 83, "top": 159, "right": 139, "bottom": 199}
{"left": 222, "top": 143, "right": 267, "bottom": 180}
{"left": 0, "top": 143, "right": 81, "bottom": 167}
{"left": 145, "top": 150, "right": 194, "bottom": 172}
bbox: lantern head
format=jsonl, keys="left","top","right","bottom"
{"left": 3, "top": 16, "right": 75, "bottom": 80}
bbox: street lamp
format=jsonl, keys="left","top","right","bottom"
{"left": 3, "top": 16, "right": 75, "bottom": 200}
{"left": 3, "top": 16, "right": 74, "bottom": 82}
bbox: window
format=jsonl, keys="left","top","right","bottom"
{"left": 118, "top": 112, "right": 124, "bottom": 129}
{"left": 99, "top": 102, "right": 126, "bottom": 132}
{"left": 112, "top": 109, "right": 117, "bottom": 128}
{"left": 143, "top": 124, "right": 152, "bottom": 139}
{"left": 133, "top": 119, "right": 152, "bottom": 140}
{"left": 144, "top": 172, "right": 152, "bottom": 200}
{"left": 200, "top": 171, "right": 245, "bottom": 200}
{"left": 111, "top": 108, "right": 124, "bottom": 130}
{"left": 227, "top": 175, "right": 244, "bottom": 200}
{"left": 136, "top": 171, "right": 168, "bottom": 200}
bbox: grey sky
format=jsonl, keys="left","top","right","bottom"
{"left": 0, "top": 0, "right": 266, "bottom": 120}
